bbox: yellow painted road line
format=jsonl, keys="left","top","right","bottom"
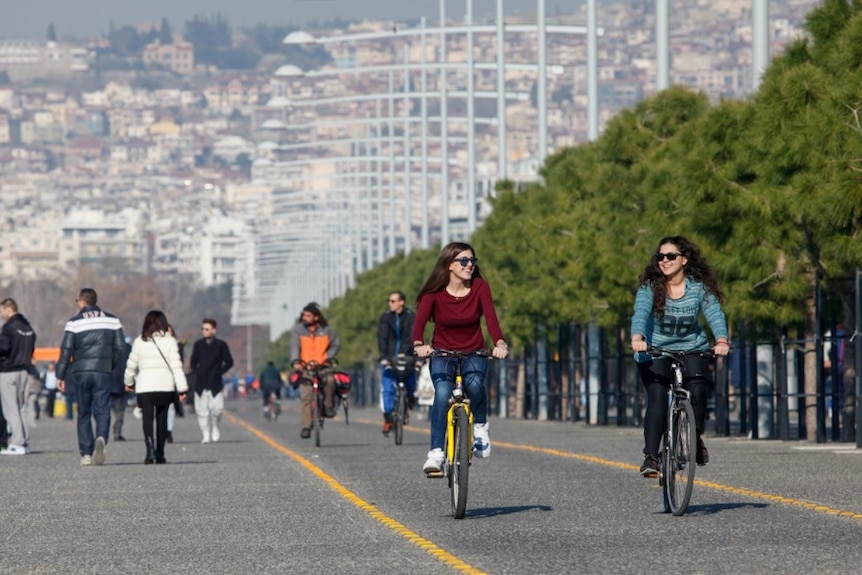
{"left": 224, "top": 412, "right": 488, "bottom": 575}
{"left": 354, "top": 416, "right": 862, "bottom": 520}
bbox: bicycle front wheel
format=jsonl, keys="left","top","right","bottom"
{"left": 450, "top": 405, "right": 471, "bottom": 519}
{"left": 394, "top": 388, "right": 406, "bottom": 446}
{"left": 665, "top": 398, "right": 696, "bottom": 515}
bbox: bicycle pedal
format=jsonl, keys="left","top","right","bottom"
{"left": 425, "top": 470, "right": 445, "bottom": 479}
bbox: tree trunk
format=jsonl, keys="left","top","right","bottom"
{"left": 513, "top": 353, "right": 526, "bottom": 418}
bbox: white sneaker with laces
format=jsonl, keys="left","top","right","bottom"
{"left": 80, "top": 454, "right": 93, "bottom": 466}
{"left": 473, "top": 422, "right": 491, "bottom": 458}
{"left": 423, "top": 448, "right": 445, "bottom": 474}
{"left": 1, "top": 444, "right": 27, "bottom": 456}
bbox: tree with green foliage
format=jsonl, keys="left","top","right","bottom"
{"left": 265, "top": 1, "right": 862, "bottom": 438}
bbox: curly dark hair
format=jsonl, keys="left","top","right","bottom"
{"left": 637, "top": 235, "right": 724, "bottom": 317}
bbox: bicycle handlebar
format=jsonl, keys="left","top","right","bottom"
{"left": 646, "top": 345, "right": 716, "bottom": 359}
{"left": 430, "top": 348, "right": 492, "bottom": 359}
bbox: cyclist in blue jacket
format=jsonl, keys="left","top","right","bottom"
{"left": 630, "top": 236, "right": 730, "bottom": 476}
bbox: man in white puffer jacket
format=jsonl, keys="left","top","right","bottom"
{"left": 124, "top": 310, "right": 188, "bottom": 464}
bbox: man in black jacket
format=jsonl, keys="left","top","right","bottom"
{"left": 0, "top": 298, "right": 37, "bottom": 455}
{"left": 189, "top": 318, "right": 233, "bottom": 443}
{"left": 377, "top": 291, "right": 416, "bottom": 436}
{"left": 56, "top": 288, "right": 125, "bottom": 466}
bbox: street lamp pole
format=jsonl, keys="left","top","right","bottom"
{"left": 537, "top": 0, "right": 547, "bottom": 165}
{"left": 466, "top": 0, "right": 477, "bottom": 234}
{"left": 440, "top": 0, "right": 450, "bottom": 245}
{"left": 497, "top": 0, "right": 507, "bottom": 180}
{"left": 587, "top": 0, "right": 598, "bottom": 141}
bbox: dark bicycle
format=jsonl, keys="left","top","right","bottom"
{"left": 387, "top": 354, "right": 414, "bottom": 446}
{"left": 427, "top": 348, "right": 491, "bottom": 520}
{"left": 294, "top": 360, "right": 332, "bottom": 447}
{"left": 647, "top": 346, "right": 713, "bottom": 516}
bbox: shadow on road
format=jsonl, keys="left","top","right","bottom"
{"left": 466, "top": 504, "right": 553, "bottom": 518}
{"left": 681, "top": 501, "right": 769, "bottom": 515}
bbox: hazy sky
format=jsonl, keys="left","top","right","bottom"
{"left": 0, "top": 0, "right": 551, "bottom": 39}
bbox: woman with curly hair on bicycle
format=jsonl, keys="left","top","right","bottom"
{"left": 412, "top": 242, "right": 509, "bottom": 475}
{"left": 631, "top": 236, "right": 730, "bottom": 477}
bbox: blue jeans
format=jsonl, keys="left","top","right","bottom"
{"left": 429, "top": 355, "right": 488, "bottom": 451}
{"left": 72, "top": 372, "right": 112, "bottom": 456}
{"left": 380, "top": 366, "right": 416, "bottom": 414}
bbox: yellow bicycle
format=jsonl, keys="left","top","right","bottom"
{"left": 427, "top": 348, "right": 490, "bottom": 519}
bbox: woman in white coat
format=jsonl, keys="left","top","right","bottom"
{"left": 124, "top": 310, "right": 188, "bottom": 464}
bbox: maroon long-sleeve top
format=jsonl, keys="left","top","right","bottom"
{"left": 411, "top": 278, "right": 506, "bottom": 352}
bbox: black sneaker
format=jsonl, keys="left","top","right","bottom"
{"left": 324, "top": 407, "right": 336, "bottom": 418}
{"left": 300, "top": 428, "right": 311, "bottom": 439}
{"left": 639, "top": 454, "right": 660, "bottom": 477}
{"left": 696, "top": 438, "right": 709, "bottom": 465}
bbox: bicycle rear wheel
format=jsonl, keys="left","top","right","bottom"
{"left": 665, "top": 399, "right": 696, "bottom": 515}
{"left": 342, "top": 394, "right": 349, "bottom": 425}
{"left": 394, "top": 388, "right": 406, "bottom": 446}
{"left": 450, "top": 405, "right": 471, "bottom": 519}
{"left": 312, "top": 392, "right": 321, "bottom": 447}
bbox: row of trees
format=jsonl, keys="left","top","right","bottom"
{"left": 266, "top": 0, "right": 862, "bottom": 432}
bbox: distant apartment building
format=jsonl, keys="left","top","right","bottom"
{"left": 0, "top": 41, "right": 90, "bottom": 82}
{"left": 58, "top": 209, "right": 148, "bottom": 278}
{"left": 142, "top": 38, "right": 195, "bottom": 74}
{"left": 151, "top": 215, "right": 246, "bottom": 287}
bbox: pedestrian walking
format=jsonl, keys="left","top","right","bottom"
{"left": 124, "top": 310, "right": 188, "bottom": 464}
{"left": 0, "top": 298, "right": 38, "bottom": 456}
{"left": 56, "top": 288, "right": 126, "bottom": 466}
{"left": 189, "top": 318, "right": 233, "bottom": 443}
{"left": 42, "top": 361, "right": 58, "bottom": 418}
{"left": 110, "top": 338, "right": 132, "bottom": 441}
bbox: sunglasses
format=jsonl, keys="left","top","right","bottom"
{"left": 453, "top": 257, "right": 478, "bottom": 267}
{"left": 655, "top": 252, "right": 682, "bottom": 262}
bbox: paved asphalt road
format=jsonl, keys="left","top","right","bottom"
{"left": 2, "top": 398, "right": 861, "bottom": 575}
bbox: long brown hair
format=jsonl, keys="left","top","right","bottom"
{"left": 141, "top": 310, "right": 170, "bottom": 341}
{"left": 637, "top": 235, "right": 724, "bottom": 317}
{"left": 415, "top": 242, "right": 484, "bottom": 307}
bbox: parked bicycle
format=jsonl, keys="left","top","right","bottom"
{"left": 426, "top": 348, "right": 490, "bottom": 519}
{"left": 387, "top": 354, "right": 414, "bottom": 446}
{"left": 647, "top": 345, "right": 713, "bottom": 516}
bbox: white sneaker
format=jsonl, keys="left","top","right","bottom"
{"left": 211, "top": 425, "right": 220, "bottom": 443}
{"left": 1, "top": 445, "right": 27, "bottom": 456}
{"left": 133, "top": 407, "right": 143, "bottom": 420}
{"left": 473, "top": 422, "right": 491, "bottom": 458}
{"left": 80, "top": 454, "right": 93, "bottom": 466}
{"left": 201, "top": 431, "right": 211, "bottom": 444}
{"left": 93, "top": 437, "right": 106, "bottom": 465}
{"left": 423, "top": 448, "right": 445, "bottom": 474}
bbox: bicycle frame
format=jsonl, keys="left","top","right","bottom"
{"left": 647, "top": 346, "right": 706, "bottom": 516}
{"left": 430, "top": 348, "right": 490, "bottom": 519}
{"left": 388, "top": 354, "right": 414, "bottom": 445}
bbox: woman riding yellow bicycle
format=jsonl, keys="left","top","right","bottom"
{"left": 412, "top": 242, "right": 509, "bottom": 475}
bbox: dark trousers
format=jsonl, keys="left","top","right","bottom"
{"left": 44, "top": 389, "right": 57, "bottom": 418}
{"left": 73, "top": 372, "right": 112, "bottom": 456}
{"left": 638, "top": 359, "right": 710, "bottom": 458}
{"left": 137, "top": 391, "right": 175, "bottom": 458}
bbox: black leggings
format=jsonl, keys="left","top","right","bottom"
{"left": 137, "top": 391, "right": 175, "bottom": 454}
{"left": 638, "top": 360, "right": 710, "bottom": 458}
